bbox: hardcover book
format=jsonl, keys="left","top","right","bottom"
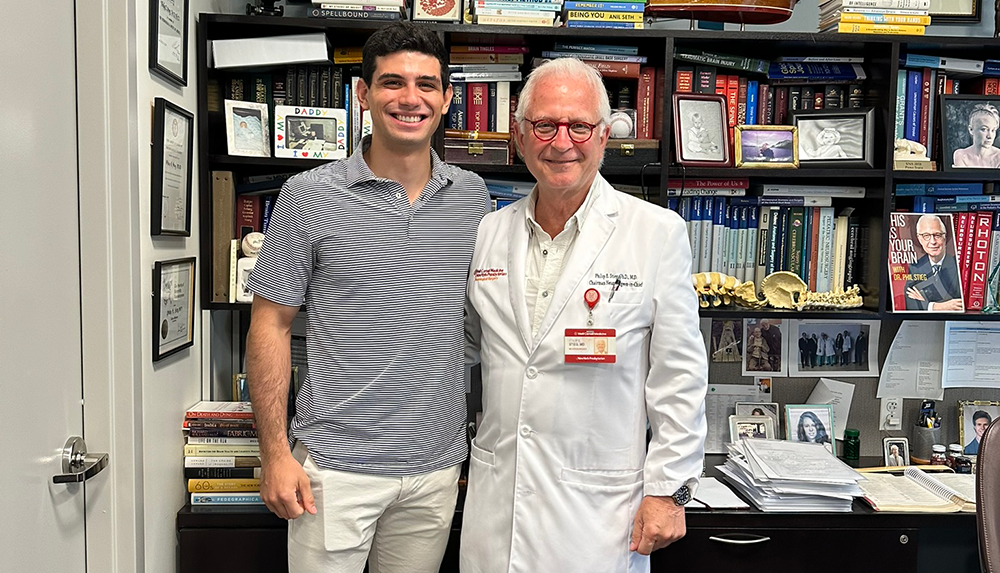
{"left": 887, "top": 212, "right": 964, "bottom": 312}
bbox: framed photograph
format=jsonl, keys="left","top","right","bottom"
{"left": 788, "top": 320, "right": 880, "bottom": 377}
{"left": 672, "top": 93, "right": 731, "bottom": 167}
{"left": 959, "top": 400, "right": 1000, "bottom": 457}
{"left": 785, "top": 404, "right": 834, "bottom": 447}
{"left": 151, "top": 97, "right": 193, "bottom": 236}
{"left": 940, "top": 95, "right": 1000, "bottom": 171}
{"left": 148, "top": 0, "right": 189, "bottom": 86}
{"left": 929, "top": 0, "right": 980, "bottom": 22}
{"left": 886, "top": 213, "right": 964, "bottom": 313}
{"left": 225, "top": 100, "right": 271, "bottom": 158}
{"left": 710, "top": 319, "right": 742, "bottom": 363}
{"left": 883, "top": 437, "right": 910, "bottom": 467}
{"left": 729, "top": 415, "right": 776, "bottom": 443}
{"left": 735, "top": 125, "right": 799, "bottom": 168}
{"left": 152, "top": 257, "right": 196, "bottom": 362}
{"left": 275, "top": 105, "right": 349, "bottom": 159}
{"left": 742, "top": 318, "right": 788, "bottom": 377}
{"left": 736, "top": 402, "right": 780, "bottom": 431}
{"left": 412, "top": 0, "right": 462, "bottom": 21}
{"left": 232, "top": 373, "right": 250, "bottom": 402}
{"left": 791, "top": 107, "right": 874, "bottom": 168}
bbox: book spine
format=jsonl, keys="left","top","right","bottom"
{"left": 736, "top": 206, "right": 750, "bottom": 281}
{"left": 185, "top": 467, "right": 261, "bottom": 479}
{"left": 636, "top": 67, "right": 654, "bottom": 140}
{"left": 824, "top": 84, "right": 844, "bottom": 108}
{"left": 694, "top": 66, "right": 716, "bottom": 94}
{"left": 737, "top": 77, "right": 748, "bottom": 124}
{"left": 188, "top": 478, "right": 261, "bottom": 493}
{"left": 674, "top": 66, "right": 694, "bottom": 93}
{"left": 918, "top": 67, "right": 932, "bottom": 149}
{"left": 817, "top": 207, "right": 836, "bottom": 292}
{"left": 967, "top": 212, "right": 992, "bottom": 310}
{"left": 726, "top": 75, "right": 739, "bottom": 129}
{"left": 699, "top": 198, "right": 715, "bottom": 275}
{"left": 188, "top": 428, "right": 258, "bottom": 438}
{"left": 564, "top": 20, "right": 644, "bottom": 28}
{"left": 746, "top": 81, "right": 758, "bottom": 125}
{"left": 842, "top": 12, "right": 931, "bottom": 23}
{"left": 466, "top": 83, "right": 488, "bottom": 131}
{"left": 758, "top": 83, "right": 771, "bottom": 124}
{"left": 476, "top": 7, "right": 556, "bottom": 16}
{"left": 184, "top": 444, "right": 261, "bottom": 456}
{"left": 654, "top": 67, "right": 665, "bottom": 141}
{"left": 845, "top": 219, "right": 859, "bottom": 286}
{"left": 989, "top": 213, "right": 1000, "bottom": 293}
{"left": 801, "top": 86, "right": 815, "bottom": 110}
{"left": 565, "top": 10, "right": 644, "bottom": 20}
{"left": 487, "top": 82, "right": 498, "bottom": 132}
{"left": 786, "top": 207, "right": 805, "bottom": 277}
{"left": 583, "top": 59, "right": 640, "bottom": 78}
{"left": 894, "top": 70, "right": 907, "bottom": 140}
{"left": 905, "top": 70, "right": 921, "bottom": 142}
{"left": 185, "top": 419, "right": 256, "bottom": 429}
{"left": 774, "top": 208, "right": 789, "bottom": 273}
{"left": 808, "top": 207, "right": 821, "bottom": 290}
{"left": 689, "top": 197, "right": 703, "bottom": 273}
{"left": 840, "top": 0, "right": 930, "bottom": 8}
{"left": 562, "top": 0, "right": 646, "bottom": 10}
{"left": 184, "top": 456, "right": 262, "bottom": 468}
{"left": 672, "top": 50, "right": 769, "bottom": 75}
{"left": 838, "top": 22, "right": 926, "bottom": 34}
{"left": 185, "top": 410, "right": 255, "bottom": 420}
{"left": 285, "top": 66, "right": 297, "bottom": 108}
{"left": 744, "top": 207, "right": 759, "bottom": 284}
{"left": 767, "top": 62, "right": 865, "bottom": 82}
{"left": 553, "top": 41, "right": 638, "bottom": 55}
{"left": 190, "top": 492, "right": 264, "bottom": 505}
{"left": 711, "top": 199, "right": 728, "bottom": 272}
{"left": 448, "top": 53, "right": 525, "bottom": 64}
{"left": 449, "top": 82, "right": 466, "bottom": 129}
{"left": 755, "top": 207, "right": 772, "bottom": 290}
{"left": 813, "top": 88, "right": 825, "bottom": 109}
{"left": 774, "top": 86, "right": 788, "bottom": 124}
{"left": 187, "top": 436, "right": 259, "bottom": 445}
{"left": 495, "top": 82, "right": 511, "bottom": 134}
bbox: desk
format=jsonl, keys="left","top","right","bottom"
{"left": 176, "top": 457, "right": 977, "bottom": 573}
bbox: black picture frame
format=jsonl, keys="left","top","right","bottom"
{"left": 791, "top": 107, "right": 875, "bottom": 169}
{"left": 149, "top": 0, "right": 190, "bottom": 87}
{"left": 940, "top": 94, "right": 1000, "bottom": 172}
{"left": 929, "top": 0, "right": 980, "bottom": 23}
{"left": 153, "top": 257, "right": 197, "bottom": 362}
{"left": 151, "top": 97, "right": 194, "bottom": 236}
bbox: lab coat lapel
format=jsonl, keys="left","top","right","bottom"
{"left": 507, "top": 201, "right": 533, "bottom": 353}
{"left": 531, "top": 181, "right": 618, "bottom": 352}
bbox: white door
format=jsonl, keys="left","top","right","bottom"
{"left": 0, "top": 1, "right": 94, "bottom": 570}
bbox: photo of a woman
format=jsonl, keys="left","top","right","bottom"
{"left": 797, "top": 411, "right": 831, "bottom": 444}
{"left": 952, "top": 103, "right": 1000, "bottom": 168}
{"left": 786, "top": 405, "right": 834, "bottom": 446}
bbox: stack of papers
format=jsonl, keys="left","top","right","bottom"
{"left": 718, "top": 439, "right": 865, "bottom": 512}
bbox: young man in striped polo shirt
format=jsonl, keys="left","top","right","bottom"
{"left": 245, "top": 22, "right": 490, "bottom": 573}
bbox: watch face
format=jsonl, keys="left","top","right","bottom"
{"left": 672, "top": 485, "right": 691, "bottom": 505}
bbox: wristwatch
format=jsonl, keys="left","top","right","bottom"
{"left": 670, "top": 485, "right": 692, "bottom": 506}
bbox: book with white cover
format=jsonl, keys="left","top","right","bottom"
{"left": 212, "top": 33, "right": 329, "bottom": 69}
{"left": 859, "top": 467, "right": 975, "bottom": 512}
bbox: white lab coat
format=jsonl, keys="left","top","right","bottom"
{"left": 461, "top": 176, "right": 708, "bottom": 573}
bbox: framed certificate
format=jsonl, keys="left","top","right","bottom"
{"left": 929, "top": 0, "right": 980, "bottom": 22}
{"left": 151, "top": 98, "right": 194, "bottom": 236}
{"left": 153, "top": 257, "right": 196, "bottom": 361}
{"left": 149, "top": 0, "right": 189, "bottom": 86}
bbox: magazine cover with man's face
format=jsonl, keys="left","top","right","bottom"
{"left": 886, "top": 212, "right": 964, "bottom": 313}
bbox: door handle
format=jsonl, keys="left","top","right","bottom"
{"left": 708, "top": 534, "right": 771, "bottom": 545}
{"left": 53, "top": 436, "right": 109, "bottom": 484}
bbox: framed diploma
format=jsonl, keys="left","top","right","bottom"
{"left": 153, "top": 257, "right": 196, "bottom": 361}
{"left": 151, "top": 98, "right": 194, "bottom": 236}
{"left": 149, "top": 0, "right": 189, "bottom": 86}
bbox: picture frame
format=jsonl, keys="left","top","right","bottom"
{"left": 883, "top": 436, "right": 910, "bottom": 467}
{"left": 225, "top": 100, "right": 271, "bottom": 158}
{"left": 275, "top": 105, "right": 349, "bottom": 159}
{"left": 729, "top": 415, "right": 776, "bottom": 443}
{"left": 787, "top": 320, "right": 881, "bottom": 378}
{"left": 959, "top": 400, "right": 1000, "bottom": 458}
{"left": 791, "top": 107, "right": 875, "bottom": 168}
{"left": 151, "top": 97, "right": 194, "bottom": 236}
{"left": 785, "top": 404, "right": 835, "bottom": 447}
{"left": 928, "top": 0, "right": 980, "bottom": 22}
{"left": 148, "top": 0, "right": 189, "bottom": 87}
{"left": 152, "top": 257, "right": 196, "bottom": 362}
{"left": 735, "top": 402, "right": 780, "bottom": 432}
{"left": 735, "top": 125, "right": 799, "bottom": 168}
{"left": 672, "top": 93, "right": 731, "bottom": 167}
{"left": 742, "top": 318, "right": 788, "bottom": 377}
{"left": 412, "top": 0, "right": 462, "bottom": 21}
{"left": 939, "top": 95, "right": 1000, "bottom": 171}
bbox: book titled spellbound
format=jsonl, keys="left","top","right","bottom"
{"left": 886, "top": 212, "right": 965, "bottom": 312}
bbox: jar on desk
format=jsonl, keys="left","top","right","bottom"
{"left": 948, "top": 443, "right": 963, "bottom": 468}
{"left": 930, "top": 444, "right": 948, "bottom": 465}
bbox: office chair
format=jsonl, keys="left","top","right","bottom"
{"left": 977, "top": 417, "right": 1000, "bottom": 572}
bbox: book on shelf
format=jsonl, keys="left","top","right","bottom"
{"left": 886, "top": 212, "right": 965, "bottom": 312}
{"left": 767, "top": 62, "right": 867, "bottom": 84}
{"left": 184, "top": 456, "right": 262, "bottom": 468}
{"left": 185, "top": 401, "right": 254, "bottom": 419}
{"left": 758, "top": 184, "right": 866, "bottom": 198}
{"left": 188, "top": 478, "right": 262, "bottom": 493}
{"left": 859, "top": 467, "right": 975, "bottom": 512}
{"left": 673, "top": 48, "right": 769, "bottom": 75}
{"left": 184, "top": 443, "right": 261, "bottom": 456}
{"left": 310, "top": 7, "right": 403, "bottom": 19}
{"left": 188, "top": 427, "right": 258, "bottom": 438}
{"left": 190, "top": 492, "right": 265, "bottom": 505}
{"left": 185, "top": 466, "right": 263, "bottom": 479}
{"left": 187, "top": 436, "right": 259, "bottom": 445}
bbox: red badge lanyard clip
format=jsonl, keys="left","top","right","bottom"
{"left": 584, "top": 288, "right": 599, "bottom": 326}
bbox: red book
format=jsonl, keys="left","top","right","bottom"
{"left": 584, "top": 60, "right": 640, "bottom": 79}
{"left": 654, "top": 67, "right": 666, "bottom": 140}
{"left": 726, "top": 75, "right": 739, "bottom": 128}
{"left": 235, "top": 195, "right": 261, "bottom": 240}
{"left": 774, "top": 86, "right": 789, "bottom": 125}
{"left": 185, "top": 401, "right": 255, "bottom": 420}
{"left": 812, "top": 89, "right": 824, "bottom": 110}
{"left": 737, "top": 77, "right": 748, "bottom": 125}
{"left": 714, "top": 73, "right": 728, "bottom": 97}
{"left": 918, "top": 67, "right": 932, "bottom": 148}
{"left": 955, "top": 213, "right": 971, "bottom": 296}
{"left": 674, "top": 66, "right": 694, "bottom": 93}
{"left": 466, "top": 82, "right": 489, "bottom": 131}
{"left": 967, "top": 77, "right": 1000, "bottom": 95}
{"left": 757, "top": 83, "right": 771, "bottom": 125}
{"left": 636, "top": 67, "right": 654, "bottom": 140}
{"left": 967, "top": 212, "right": 993, "bottom": 311}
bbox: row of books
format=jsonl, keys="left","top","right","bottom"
{"left": 820, "top": 0, "right": 931, "bottom": 35}
{"left": 183, "top": 401, "right": 264, "bottom": 506}
{"left": 670, "top": 193, "right": 867, "bottom": 294}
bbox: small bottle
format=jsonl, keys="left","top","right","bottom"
{"left": 930, "top": 444, "right": 948, "bottom": 465}
{"left": 948, "top": 443, "right": 963, "bottom": 468}
{"left": 954, "top": 456, "right": 973, "bottom": 474}
{"left": 843, "top": 429, "right": 861, "bottom": 463}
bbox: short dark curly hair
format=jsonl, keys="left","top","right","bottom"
{"left": 362, "top": 22, "right": 450, "bottom": 91}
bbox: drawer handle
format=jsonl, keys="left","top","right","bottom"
{"left": 708, "top": 535, "right": 771, "bottom": 545}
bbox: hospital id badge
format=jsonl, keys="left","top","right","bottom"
{"left": 564, "top": 329, "right": 616, "bottom": 363}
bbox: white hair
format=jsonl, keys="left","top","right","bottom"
{"left": 514, "top": 57, "right": 612, "bottom": 125}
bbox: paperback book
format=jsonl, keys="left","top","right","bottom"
{"left": 886, "top": 212, "right": 964, "bottom": 312}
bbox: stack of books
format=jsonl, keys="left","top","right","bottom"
{"left": 562, "top": 0, "right": 646, "bottom": 30}
{"left": 184, "top": 401, "right": 265, "bottom": 506}
{"left": 819, "top": 0, "right": 930, "bottom": 35}
{"left": 467, "top": 0, "right": 563, "bottom": 26}
{"left": 717, "top": 439, "right": 865, "bottom": 512}
{"left": 308, "top": 0, "right": 407, "bottom": 21}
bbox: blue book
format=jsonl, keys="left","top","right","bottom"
{"left": 261, "top": 194, "right": 277, "bottom": 234}
{"left": 927, "top": 182, "right": 984, "bottom": 195}
{"left": 562, "top": 1, "right": 646, "bottom": 10}
{"left": 905, "top": 70, "right": 921, "bottom": 142}
{"left": 449, "top": 82, "right": 466, "bottom": 129}
{"left": 565, "top": 20, "right": 643, "bottom": 28}
{"left": 553, "top": 41, "right": 638, "bottom": 55}
{"left": 540, "top": 51, "right": 647, "bottom": 63}
{"left": 895, "top": 183, "right": 926, "bottom": 196}
{"left": 667, "top": 197, "right": 679, "bottom": 211}
{"left": 985, "top": 60, "right": 1000, "bottom": 77}
{"left": 679, "top": 196, "right": 692, "bottom": 222}
{"left": 766, "top": 62, "right": 866, "bottom": 83}
{"left": 912, "top": 196, "right": 936, "bottom": 213}
{"left": 746, "top": 81, "right": 759, "bottom": 125}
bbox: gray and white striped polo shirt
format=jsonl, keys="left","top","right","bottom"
{"left": 247, "top": 139, "right": 490, "bottom": 476}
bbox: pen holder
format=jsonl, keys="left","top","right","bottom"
{"left": 910, "top": 425, "right": 942, "bottom": 462}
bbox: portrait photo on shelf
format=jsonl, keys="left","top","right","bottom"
{"left": 735, "top": 125, "right": 798, "bottom": 168}
{"left": 883, "top": 436, "right": 910, "bottom": 467}
{"left": 710, "top": 318, "right": 742, "bottom": 363}
{"left": 886, "top": 212, "right": 965, "bottom": 313}
{"left": 959, "top": 400, "right": 1000, "bottom": 459}
{"left": 735, "top": 401, "right": 780, "bottom": 432}
{"left": 785, "top": 404, "right": 835, "bottom": 449}
{"left": 729, "top": 415, "right": 776, "bottom": 443}
{"left": 756, "top": 377, "right": 772, "bottom": 394}
{"left": 225, "top": 100, "right": 271, "bottom": 158}
{"left": 275, "top": 105, "right": 349, "bottom": 160}
{"left": 742, "top": 318, "right": 788, "bottom": 377}
{"left": 940, "top": 95, "right": 1000, "bottom": 171}
{"left": 788, "top": 319, "right": 880, "bottom": 377}
{"left": 791, "top": 107, "right": 874, "bottom": 168}
{"left": 672, "top": 93, "right": 731, "bottom": 167}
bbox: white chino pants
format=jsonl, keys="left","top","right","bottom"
{"left": 288, "top": 443, "right": 461, "bottom": 573}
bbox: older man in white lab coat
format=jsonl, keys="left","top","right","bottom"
{"left": 461, "top": 57, "right": 709, "bottom": 573}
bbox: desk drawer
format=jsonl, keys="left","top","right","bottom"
{"left": 653, "top": 526, "right": 918, "bottom": 572}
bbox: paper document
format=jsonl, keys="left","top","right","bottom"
{"left": 878, "top": 321, "right": 944, "bottom": 399}
{"left": 943, "top": 322, "right": 1000, "bottom": 388}
{"left": 859, "top": 468, "right": 975, "bottom": 512}
{"left": 807, "top": 378, "right": 855, "bottom": 440}
{"left": 689, "top": 477, "right": 749, "bottom": 509}
{"left": 704, "top": 384, "right": 760, "bottom": 454}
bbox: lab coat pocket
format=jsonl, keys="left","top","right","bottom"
{"left": 559, "top": 467, "right": 643, "bottom": 488}
{"left": 607, "top": 290, "right": 644, "bottom": 305}
{"left": 469, "top": 440, "right": 496, "bottom": 466}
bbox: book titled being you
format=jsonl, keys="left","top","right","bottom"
{"left": 887, "top": 212, "right": 965, "bottom": 312}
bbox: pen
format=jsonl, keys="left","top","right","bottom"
{"left": 609, "top": 277, "right": 622, "bottom": 302}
